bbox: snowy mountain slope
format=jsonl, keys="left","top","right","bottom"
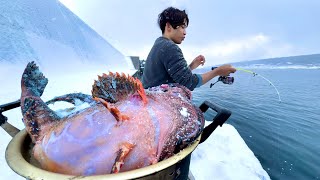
{"left": 0, "top": 0, "right": 130, "bottom": 72}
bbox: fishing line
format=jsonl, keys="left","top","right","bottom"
{"left": 235, "top": 68, "right": 282, "bottom": 102}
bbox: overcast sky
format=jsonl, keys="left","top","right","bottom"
{"left": 59, "top": 0, "right": 320, "bottom": 66}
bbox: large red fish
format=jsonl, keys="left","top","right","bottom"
{"left": 20, "top": 62, "right": 205, "bottom": 176}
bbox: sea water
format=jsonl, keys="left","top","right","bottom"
{"left": 192, "top": 66, "right": 320, "bottom": 180}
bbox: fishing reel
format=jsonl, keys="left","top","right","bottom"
{"left": 210, "top": 67, "right": 234, "bottom": 88}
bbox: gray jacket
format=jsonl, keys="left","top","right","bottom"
{"left": 142, "top": 37, "right": 201, "bottom": 90}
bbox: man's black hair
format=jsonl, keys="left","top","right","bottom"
{"left": 158, "top": 7, "right": 189, "bottom": 34}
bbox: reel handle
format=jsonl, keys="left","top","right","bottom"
{"left": 210, "top": 67, "right": 234, "bottom": 87}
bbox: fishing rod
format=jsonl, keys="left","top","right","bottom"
{"left": 209, "top": 67, "right": 282, "bottom": 102}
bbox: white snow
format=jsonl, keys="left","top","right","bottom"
{"left": 180, "top": 107, "right": 190, "bottom": 117}
{"left": 0, "top": 0, "right": 270, "bottom": 179}
{"left": 191, "top": 122, "right": 270, "bottom": 180}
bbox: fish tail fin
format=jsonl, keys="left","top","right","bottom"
{"left": 92, "top": 72, "right": 147, "bottom": 104}
{"left": 21, "top": 62, "right": 60, "bottom": 142}
{"left": 21, "top": 61, "right": 48, "bottom": 97}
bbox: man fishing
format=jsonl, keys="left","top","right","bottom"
{"left": 142, "top": 7, "right": 236, "bottom": 90}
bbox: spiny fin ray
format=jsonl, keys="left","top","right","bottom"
{"left": 92, "top": 72, "right": 147, "bottom": 104}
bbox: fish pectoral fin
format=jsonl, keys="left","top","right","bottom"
{"left": 111, "top": 142, "right": 135, "bottom": 174}
{"left": 94, "top": 97, "right": 129, "bottom": 121}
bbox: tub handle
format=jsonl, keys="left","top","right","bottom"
{"left": 199, "top": 100, "right": 232, "bottom": 144}
{"left": 0, "top": 100, "right": 21, "bottom": 137}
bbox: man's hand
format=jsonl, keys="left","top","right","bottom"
{"left": 189, "top": 55, "right": 205, "bottom": 70}
{"left": 200, "top": 64, "right": 236, "bottom": 85}
{"left": 214, "top": 64, "right": 236, "bottom": 76}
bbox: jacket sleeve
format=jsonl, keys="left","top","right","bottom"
{"left": 161, "top": 43, "right": 200, "bottom": 91}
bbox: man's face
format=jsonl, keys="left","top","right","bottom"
{"left": 168, "top": 19, "right": 187, "bottom": 44}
